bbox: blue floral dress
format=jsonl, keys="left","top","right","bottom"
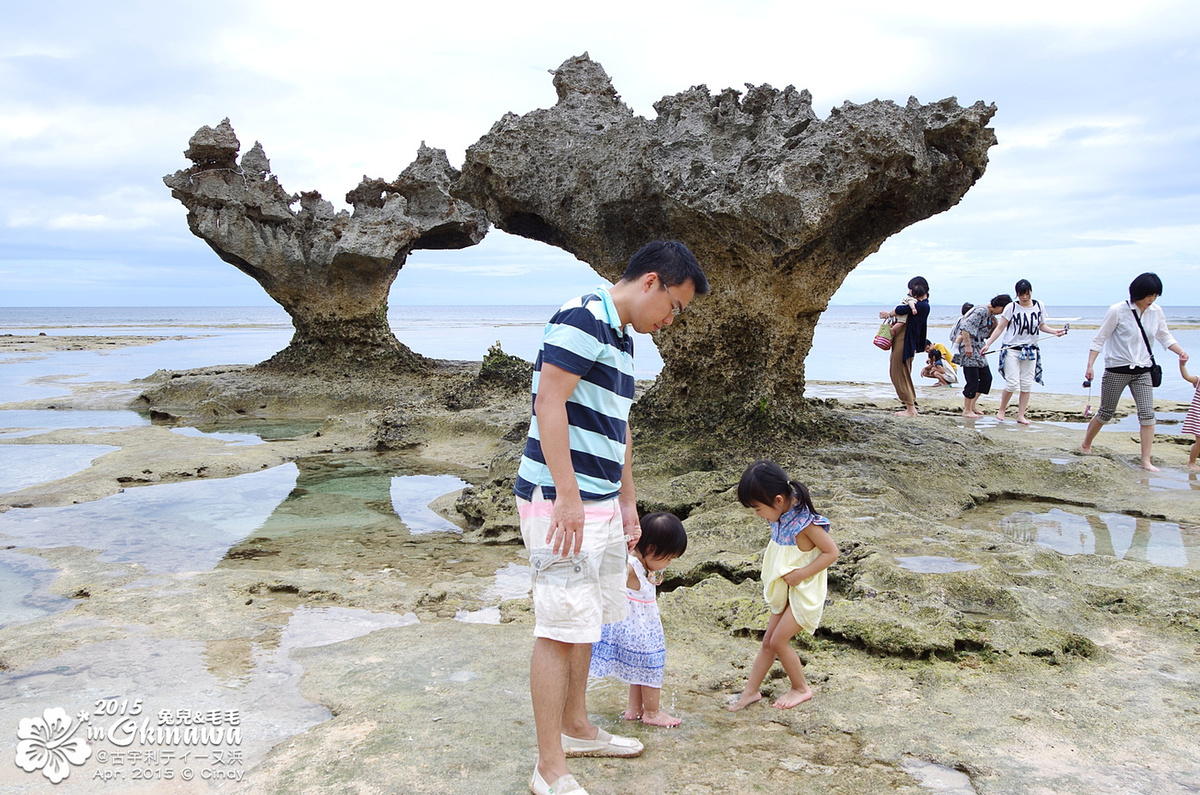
{"left": 762, "top": 505, "right": 831, "bottom": 634}
{"left": 589, "top": 557, "right": 666, "bottom": 687}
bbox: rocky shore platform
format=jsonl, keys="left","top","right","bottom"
{"left": 1, "top": 347, "right": 1198, "bottom": 794}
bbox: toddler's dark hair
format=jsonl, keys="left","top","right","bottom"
{"left": 637, "top": 512, "right": 687, "bottom": 559}
{"left": 737, "top": 460, "right": 816, "bottom": 515}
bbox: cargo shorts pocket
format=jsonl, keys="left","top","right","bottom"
{"left": 528, "top": 549, "right": 597, "bottom": 627}
{"left": 598, "top": 540, "right": 630, "bottom": 623}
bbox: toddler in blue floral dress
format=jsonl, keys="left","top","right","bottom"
{"left": 589, "top": 511, "right": 688, "bottom": 727}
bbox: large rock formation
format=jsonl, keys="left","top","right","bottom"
{"left": 455, "top": 54, "right": 997, "bottom": 425}
{"left": 164, "top": 119, "right": 488, "bottom": 371}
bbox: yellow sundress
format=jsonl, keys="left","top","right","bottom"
{"left": 761, "top": 506, "right": 830, "bottom": 634}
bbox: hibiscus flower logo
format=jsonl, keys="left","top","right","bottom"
{"left": 14, "top": 708, "right": 92, "bottom": 784}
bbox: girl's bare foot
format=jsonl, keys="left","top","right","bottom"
{"left": 1141, "top": 461, "right": 1160, "bottom": 472}
{"left": 622, "top": 709, "right": 641, "bottom": 721}
{"left": 894, "top": 408, "right": 918, "bottom": 417}
{"left": 1188, "top": 463, "right": 1200, "bottom": 472}
{"left": 994, "top": 411, "right": 1006, "bottom": 421}
{"left": 1080, "top": 443, "right": 1093, "bottom": 454}
{"left": 773, "top": 687, "right": 814, "bottom": 709}
{"left": 641, "top": 709, "right": 681, "bottom": 728}
{"left": 1016, "top": 416, "right": 1031, "bottom": 426}
{"left": 726, "top": 691, "right": 763, "bottom": 712}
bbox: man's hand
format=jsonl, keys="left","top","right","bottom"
{"left": 547, "top": 493, "right": 585, "bottom": 556}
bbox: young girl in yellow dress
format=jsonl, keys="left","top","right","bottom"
{"left": 728, "top": 460, "right": 840, "bottom": 710}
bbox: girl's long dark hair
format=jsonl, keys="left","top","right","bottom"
{"left": 737, "top": 460, "right": 815, "bottom": 514}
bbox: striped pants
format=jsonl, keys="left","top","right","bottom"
{"left": 1096, "top": 369, "right": 1155, "bottom": 425}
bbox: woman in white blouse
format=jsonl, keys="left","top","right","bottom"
{"left": 1081, "top": 272, "right": 1190, "bottom": 471}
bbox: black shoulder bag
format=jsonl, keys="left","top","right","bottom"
{"left": 1130, "top": 304, "right": 1163, "bottom": 387}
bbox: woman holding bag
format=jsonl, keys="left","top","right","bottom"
{"left": 1081, "top": 272, "right": 1189, "bottom": 471}
{"left": 878, "top": 276, "right": 930, "bottom": 417}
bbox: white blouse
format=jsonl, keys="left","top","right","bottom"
{"left": 1090, "top": 300, "right": 1177, "bottom": 369}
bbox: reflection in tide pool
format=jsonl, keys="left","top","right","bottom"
{"left": 455, "top": 562, "right": 532, "bottom": 624}
{"left": 390, "top": 474, "right": 468, "bottom": 533}
{"left": 0, "top": 443, "right": 119, "bottom": 494}
{"left": 0, "top": 605, "right": 419, "bottom": 783}
{"left": 0, "top": 456, "right": 477, "bottom": 627}
{"left": 896, "top": 556, "right": 981, "bottom": 574}
{"left": 960, "top": 502, "right": 1199, "bottom": 569}
{"left": 901, "top": 758, "right": 978, "bottom": 794}
{"left": 0, "top": 409, "right": 150, "bottom": 438}
{"left": 170, "top": 426, "right": 264, "bottom": 445}
{"left": 0, "top": 464, "right": 299, "bottom": 574}
{"left": 0, "top": 551, "right": 71, "bottom": 628}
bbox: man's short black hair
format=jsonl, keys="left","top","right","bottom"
{"left": 991, "top": 294, "right": 1012, "bottom": 309}
{"left": 621, "top": 241, "right": 709, "bottom": 294}
{"left": 1129, "top": 272, "right": 1164, "bottom": 302}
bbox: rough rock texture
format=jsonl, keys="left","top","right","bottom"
{"left": 164, "top": 119, "right": 488, "bottom": 371}
{"left": 455, "top": 54, "right": 997, "bottom": 425}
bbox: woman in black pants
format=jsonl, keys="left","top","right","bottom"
{"left": 956, "top": 295, "right": 1011, "bottom": 418}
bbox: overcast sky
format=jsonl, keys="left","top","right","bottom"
{"left": 2, "top": 0, "right": 1198, "bottom": 308}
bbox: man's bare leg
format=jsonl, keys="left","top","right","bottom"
{"left": 531, "top": 638, "right": 574, "bottom": 784}
{"left": 561, "top": 642, "right": 597, "bottom": 741}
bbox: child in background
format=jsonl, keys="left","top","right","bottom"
{"left": 589, "top": 511, "right": 688, "bottom": 727}
{"left": 727, "top": 461, "right": 839, "bottom": 711}
{"left": 1180, "top": 359, "right": 1200, "bottom": 471}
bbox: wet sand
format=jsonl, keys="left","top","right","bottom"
{"left": 2, "top": 340, "right": 1199, "bottom": 794}
{"left": 0, "top": 334, "right": 203, "bottom": 354}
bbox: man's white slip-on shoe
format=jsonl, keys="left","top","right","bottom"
{"left": 560, "top": 728, "right": 644, "bottom": 758}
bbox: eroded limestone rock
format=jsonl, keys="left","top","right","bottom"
{"left": 455, "top": 54, "right": 997, "bottom": 424}
{"left": 164, "top": 119, "right": 488, "bottom": 371}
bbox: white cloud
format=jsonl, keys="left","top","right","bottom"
{"left": 1, "top": 1, "right": 1198, "bottom": 307}
{"left": 45, "top": 213, "right": 153, "bottom": 231}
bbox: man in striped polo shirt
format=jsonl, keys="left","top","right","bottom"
{"left": 517, "top": 240, "right": 708, "bottom": 795}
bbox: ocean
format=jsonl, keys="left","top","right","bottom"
{"left": 3, "top": 304, "right": 1199, "bottom": 404}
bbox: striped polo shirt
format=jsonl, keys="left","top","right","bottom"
{"left": 514, "top": 287, "right": 636, "bottom": 502}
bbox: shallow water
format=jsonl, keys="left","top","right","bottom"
{"left": 0, "top": 443, "right": 119, "bottom": 494}
{"left": 959, "top": 501, "right": 1200, "bottom": 569}
{"left": 0, "top": 408, "right": 150, "bottom": 437}
{"left": 0, "top": 550, "right": 72, "bottom": 625}
{"left": 390, "top": 474, "right": 469, "bottom": 534}
{"left": 901, "top": 758, "right": 978, "bottom": 793}
{"left": 895, "top": 555, "right": 982, "bottom": 574}
{"left": 0, "top": 455, "right": 475, "bottom": 628}
{"left": 454, "top": 562, "right": 532, "bottom": 624}
{"left": 0, "top": 606, "right": 418, "bottom": 789}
